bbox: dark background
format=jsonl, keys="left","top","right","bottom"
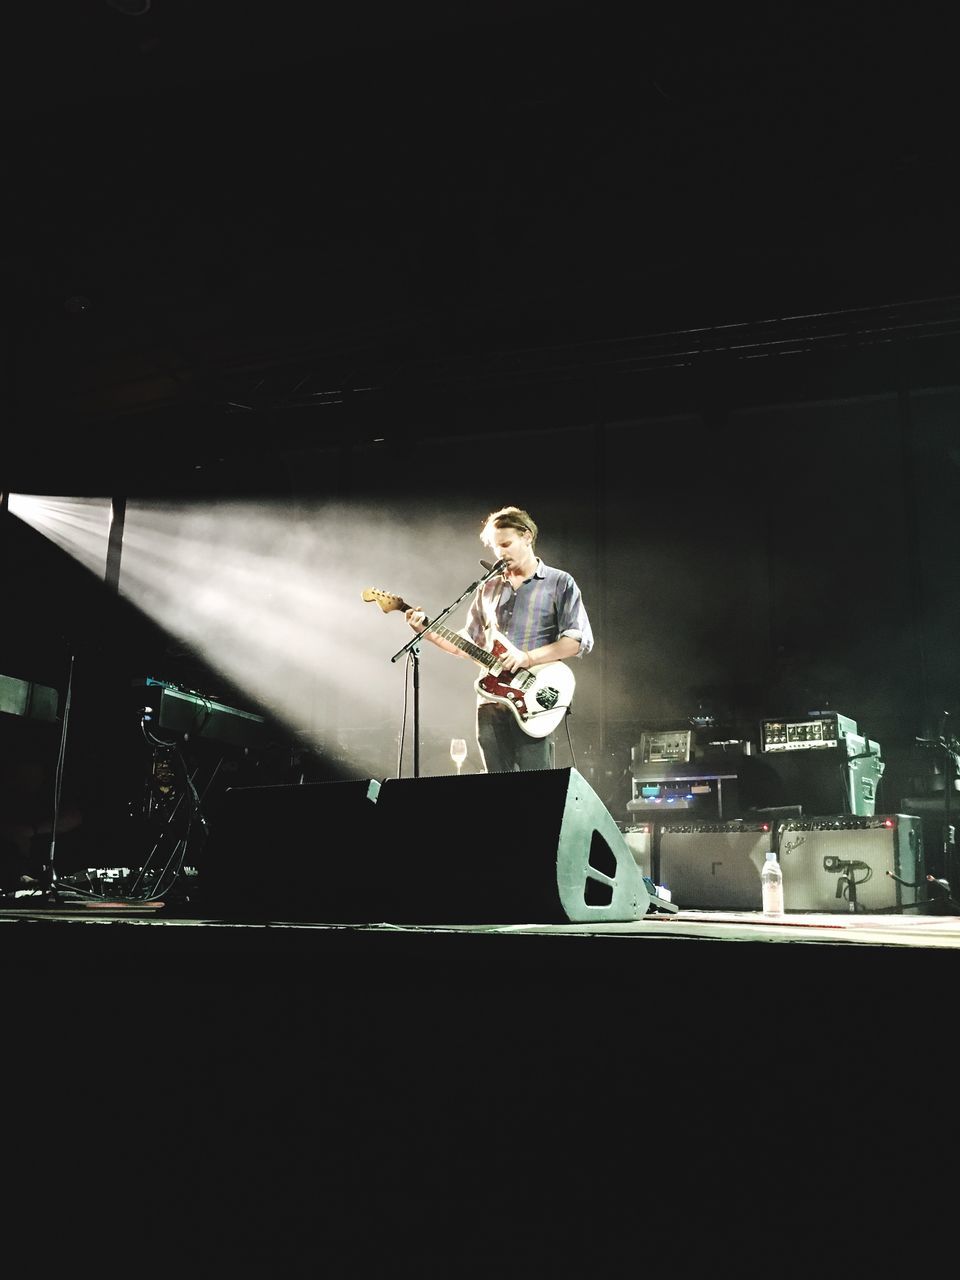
{"left": 2, "top": 2, "right": 960, "bottom": 867}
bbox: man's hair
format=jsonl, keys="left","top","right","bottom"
{"left": 480, "top": 506, "right": 538, "bottom": 551}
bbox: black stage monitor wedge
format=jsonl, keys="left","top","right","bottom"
{"left": 198, "top": 777, "right": 384, "bottom": 922}
{"left": 198, "top": 767, "right": 650, "bottom": 925}
{"left": 373, "top": 768, "right": 650, "bottom": 925}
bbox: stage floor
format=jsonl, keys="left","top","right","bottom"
{"left": 5, "top": 886, "right": 952, "bottom": 1262}
{"left": 3, "top": 897, "right": 959, "bottom": 948}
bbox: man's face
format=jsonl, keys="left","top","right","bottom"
{"left": 491, "top": 527, "right": 530, "bottom": 568}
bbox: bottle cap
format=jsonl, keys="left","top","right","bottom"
{"left": 764, "top": 850, "right": 777, "bottom": 861}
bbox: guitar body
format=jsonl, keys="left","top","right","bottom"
{"left": 474, "top": 634, "right": 575, "bottom": 738}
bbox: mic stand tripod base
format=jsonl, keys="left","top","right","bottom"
{"left": 40, "top": 851, "right": 62, "bottom": 904}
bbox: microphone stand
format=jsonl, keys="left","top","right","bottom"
{"left": 390, "top": 560, "right": 504, "bottom": 778}
{"left": 42, "top": 648, "right": 75, "bottom": 903}
{"left": 915, "top": 714, "right": 959, "bottom": 899}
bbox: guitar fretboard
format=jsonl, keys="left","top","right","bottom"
{"left": 427, "top": 621, "right": 495, "bottom": 668}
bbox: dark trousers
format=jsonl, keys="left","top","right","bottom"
{"left": 476, "top": 703, "right": 554, "bottom": 773}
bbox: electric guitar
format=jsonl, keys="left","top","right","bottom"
{"left": 362, "top": 588, "right": 575, "bottom": 738}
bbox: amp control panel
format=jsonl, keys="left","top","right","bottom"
{"left": 760, "top": 712, "right": 858, "bottom": 752}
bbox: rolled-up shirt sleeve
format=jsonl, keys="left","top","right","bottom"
{"left": 556, "top": 572, "right": 594, "bottom": 657}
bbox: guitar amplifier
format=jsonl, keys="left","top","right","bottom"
{"left": 760, "top": 713, "right": 858, "bottom": 752}
{"left": 622, "top": 823, "right": 653, "bottom": 879}
{"left": 658, "top": 821, "right": 773, "bottom": 910}
{"left": 759, "top": 713, "right": 884, "bottom": 816}
{"left": 778, "top": 814, "right": 924, "bottom": 912}
{"left": 632, "top": 730, "right": 692, "bottom": 766}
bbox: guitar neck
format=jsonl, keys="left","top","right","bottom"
{"left": 427, "top": 621, "right": 495, "bottom": 668}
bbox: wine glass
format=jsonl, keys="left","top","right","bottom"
{"left": 450, "top": 737, "right": 468, "bottom": 775}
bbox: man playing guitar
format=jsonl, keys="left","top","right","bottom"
{"left": 404, "top": 505, "right": 594, "bottom": 773}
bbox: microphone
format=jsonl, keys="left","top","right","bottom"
{"left": 823, "top": 856, "right": 869, "bottom": 872}
{"left": 480, "top": 559, "right": 506, "bottom": 573}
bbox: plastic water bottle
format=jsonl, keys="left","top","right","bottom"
{"left": 761, "top": 850, "right": 785, "bottom": 916}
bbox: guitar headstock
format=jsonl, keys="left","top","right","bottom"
{"left": 362, "top": 588, "right": 412, "bottom": 614}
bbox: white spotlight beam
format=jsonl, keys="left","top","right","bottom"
{"left": 6, "top": 494, "right": 113, "bottom": 578}
{"left": 5, "top": 493, "right": 485, "bottom": 776}
{"left": 118, "top": 499, "right": 480, "bottom": 768}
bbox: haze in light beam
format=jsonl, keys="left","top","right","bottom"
{"left": 119, "top": 498, "right": 484, "bottom": 772}
{"left": 6, "top": 493, "right": 492, "bottom": 776}
{"left": 7, "top": 494, "right": 112, "bottom": 577}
